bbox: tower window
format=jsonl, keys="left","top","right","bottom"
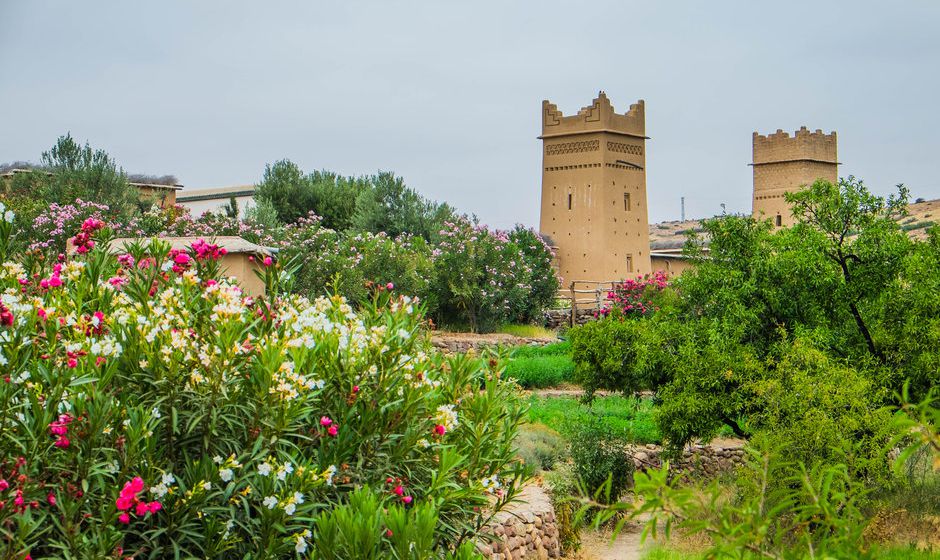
{"left": 775, "top": 214, "right": 782, "bottom": 227}
{"left": 625, "top": 253, "right": 634, "bottom": 273}
{"left": 567, "top": 193, "right": 572, "bottom": 210}
{"left": 624, "top": 193, "right": 631, "bottom": 211}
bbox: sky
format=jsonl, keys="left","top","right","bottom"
{"left": 2, "top": 1, "right": 939, "bottom": 228}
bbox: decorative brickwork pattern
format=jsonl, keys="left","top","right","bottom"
{"left": 607, "top": 142, "right": 643, "bottom": 155}
{"left": 545, "top": 140, "right": 599, "bottom": 156}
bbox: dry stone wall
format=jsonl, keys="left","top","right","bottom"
{"left": 543, "top": 308, "right": 596, "bottom": 329}
{"left": 629, "top": 441, "right": 746, "bottom": 478}
{"left": 431, "top": 334, "right": 555, "bottom": 354}
{"left": 477, "top": 485, "right": 561, "bottom": 560}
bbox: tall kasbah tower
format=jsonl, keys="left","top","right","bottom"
{"left": 538, "top": 92, "right": 651, "bottom": 285}
{"left": 752, "top": 126, "right": 838, "bottom": 227}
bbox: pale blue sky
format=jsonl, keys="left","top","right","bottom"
{"left": 2, "top": 1, "right": 938, "bottom": 228}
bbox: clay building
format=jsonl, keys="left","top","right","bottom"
{"left": 751, "top": 127, "right": 838, "bottom": 227}
{"left": 108, "top": 236, "right": 272, "bottom": 297}
{"left": 538, "top": 92, "right": 652, "bottom": 284}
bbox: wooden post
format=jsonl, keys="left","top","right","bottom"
{"left": 569, "top": 281, "right": 576, "bottom": 328}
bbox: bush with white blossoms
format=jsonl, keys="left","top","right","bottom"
{"left": 0, "top": 220, "right": 528, "bottom": 559}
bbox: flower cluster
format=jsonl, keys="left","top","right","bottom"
{"left": 48, "top": 414, "right": 73, "bottom": 448}
{"left": 598, "top": 271, "right": 670, "bottom": 318}
{"left": 115, "top": 477, "right": 162, "bottom": 524}
{"left": 0, "top": 222, "right": 527, "bottom": 557}
{"left": 70, "top": 217, "right": 105, "bottom": 254}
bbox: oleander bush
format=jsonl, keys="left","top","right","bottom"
{"left": 0, "top": 218, "right": 529, "bottom": 558}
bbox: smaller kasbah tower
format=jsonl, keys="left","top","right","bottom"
{"left": 752, "top": 126, "right": 838, "bottom": 227}
{"left": 539, "top": 92, "right": 652, "bottom": 285}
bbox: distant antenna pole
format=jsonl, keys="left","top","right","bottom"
{"left": 680, "top": 197, "right": 685, "bottom": 221}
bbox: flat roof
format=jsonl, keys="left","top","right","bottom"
{"left": 109, "top": 236, "right": 273, "bottom": 255}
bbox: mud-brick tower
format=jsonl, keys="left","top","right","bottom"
{"left": 752, "top": 127, "right": 838, "bottom": 227}
{"left": 539, "top": 92, "right": 651, "bottom": 284}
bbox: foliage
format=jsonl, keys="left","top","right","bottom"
{"left": 0, "top": 219, "right": 528, "bottom": 558}
{"left": 506, "top": 226, "right": 559, "bottom": 323}
{"left": 525, "top": 395, "right": 660, "bottom": 444}
{"left": 571, "top": 177, "right": 939, "bottom": 457}
{"left": 569, "top": 312, "right": 671, "bottom": 398}
{"left": 430, "top": 217, "right": 556, "bottom": 332}
{"left": 35, "top": 134, "right": 140, "bottom": 216}
{"left": 515, "top": 424, "right": 567, "bottom": 471}
{"left": 597, "top": 271, "right": 670, "bottom": 319}
{"left": 253, "top": 161, "right": 450, "bottom": 238}
{"left": 352, "top": 171, "right": 453, "bottom": 240}
{"left": 568, "top": 415, "right": 634, "bottom": 504}
{"left": 543, "top": 462, "right": 581, "bottom": 552}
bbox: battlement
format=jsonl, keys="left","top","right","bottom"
{"left": 752, "top": 126, "right": 837, "bottom": 165}
{"left": 541, "top": 91, "right": 646, "bottom": 139}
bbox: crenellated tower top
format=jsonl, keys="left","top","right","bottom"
{"left": 752, "top": 126, "right": 837, "bottom": 165}
{"left": 541, "top": 91, "right": 646, "bottom": 139}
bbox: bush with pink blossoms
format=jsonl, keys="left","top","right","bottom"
{"left": 597, "top": 270, "right": 670, "bottom": 319}
{"left": 430, "top": 217, "right": 557, "bottom": 332}
{"left": 0, "top": 219, "right": 527, "bottom": 558}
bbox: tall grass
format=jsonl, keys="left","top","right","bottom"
{"left": 526, "top": 394, "right": 660, "bottom": 444}
{"left": 505, "top": 342, "right": 573, "bottom": 388}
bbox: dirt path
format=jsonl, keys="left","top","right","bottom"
{"left": 574, "top": 518, "right": 653, "bottom": 560}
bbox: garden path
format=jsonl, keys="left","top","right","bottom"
{"left": 575, "top": 517, "right": 653, "bottom": 560}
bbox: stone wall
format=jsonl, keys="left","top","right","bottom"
{"left": 543, "top": 308, "right": 596, "bottom": 329}
{"left": 430, "top": 334, "right": 555, "bottom": 354}
{"left": 629, "top": 441, "right": 746, "bottom": 478}
{"left": 477, "top": 485, "right": 561, "bottom": 560}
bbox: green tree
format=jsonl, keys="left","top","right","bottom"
{"left": 37, "top": 134, "right": 138, "bottom": 215}
{"left": 253, "top": 159, "right": 311, "bottom": 224}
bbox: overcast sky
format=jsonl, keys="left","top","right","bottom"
{"left": 2, "top": 1, "right": 938, "bottom": 228}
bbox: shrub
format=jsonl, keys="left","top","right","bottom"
{"left": 430, "top": 217, "right": 558, "bottom": 332}
{"left": 516, "top": 423, "right": 567, "bottom": 471}
{"left": 543, "top": 462, "right": 581, "bottom": 552}
{"left": 0, "top": 222, "right": 528, "bottom": 557}
{"left": 569, "top": 314, "right": 670, "bottom": 398}
{"left": 568, "top": 415, "right": 634, "bottom": 504}
{"left": 507, "top": 226, "right": 559, "bottom": 322}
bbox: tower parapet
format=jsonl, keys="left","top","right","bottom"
{"left": 542, "top": 92, "right": 646, "bottom": 139}
{"left": 753, "top": 127, "right": 837, "bottom": 165}
{"left": 752, "top": 126, "right": 838, "bottom": 227}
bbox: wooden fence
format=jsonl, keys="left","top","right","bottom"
{"left": 550, "top": 280, "right": 622, "bottom": 327}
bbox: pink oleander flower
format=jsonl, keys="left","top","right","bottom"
{"left": 54, "top": 435, "right": 70, "bottom": 448}
{"left": 0, "top": 303, "right": 13, "bottom": 327}
{"left": 433, "top": 424, "right": 446, "bottom": 436}
{"left": 320, "top": 416, "right": 332, "bottom": 427}
{"left": 393, "top": 485, "right": 404, "bottom": 496}
{"left": 118, "top": 512, "right": 130, "bottom": 524}
{"left": 327, "top": 425, "right": 338, "bottom": 437}
{"left": 262, "top": 256, "right": 273, "bottom": 267}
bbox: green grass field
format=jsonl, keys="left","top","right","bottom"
{"left": 525, "top": 393, "right": 660, "bottom": 444}
{"left": 505, "top": 341, "right": 574, "bottom": 388}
